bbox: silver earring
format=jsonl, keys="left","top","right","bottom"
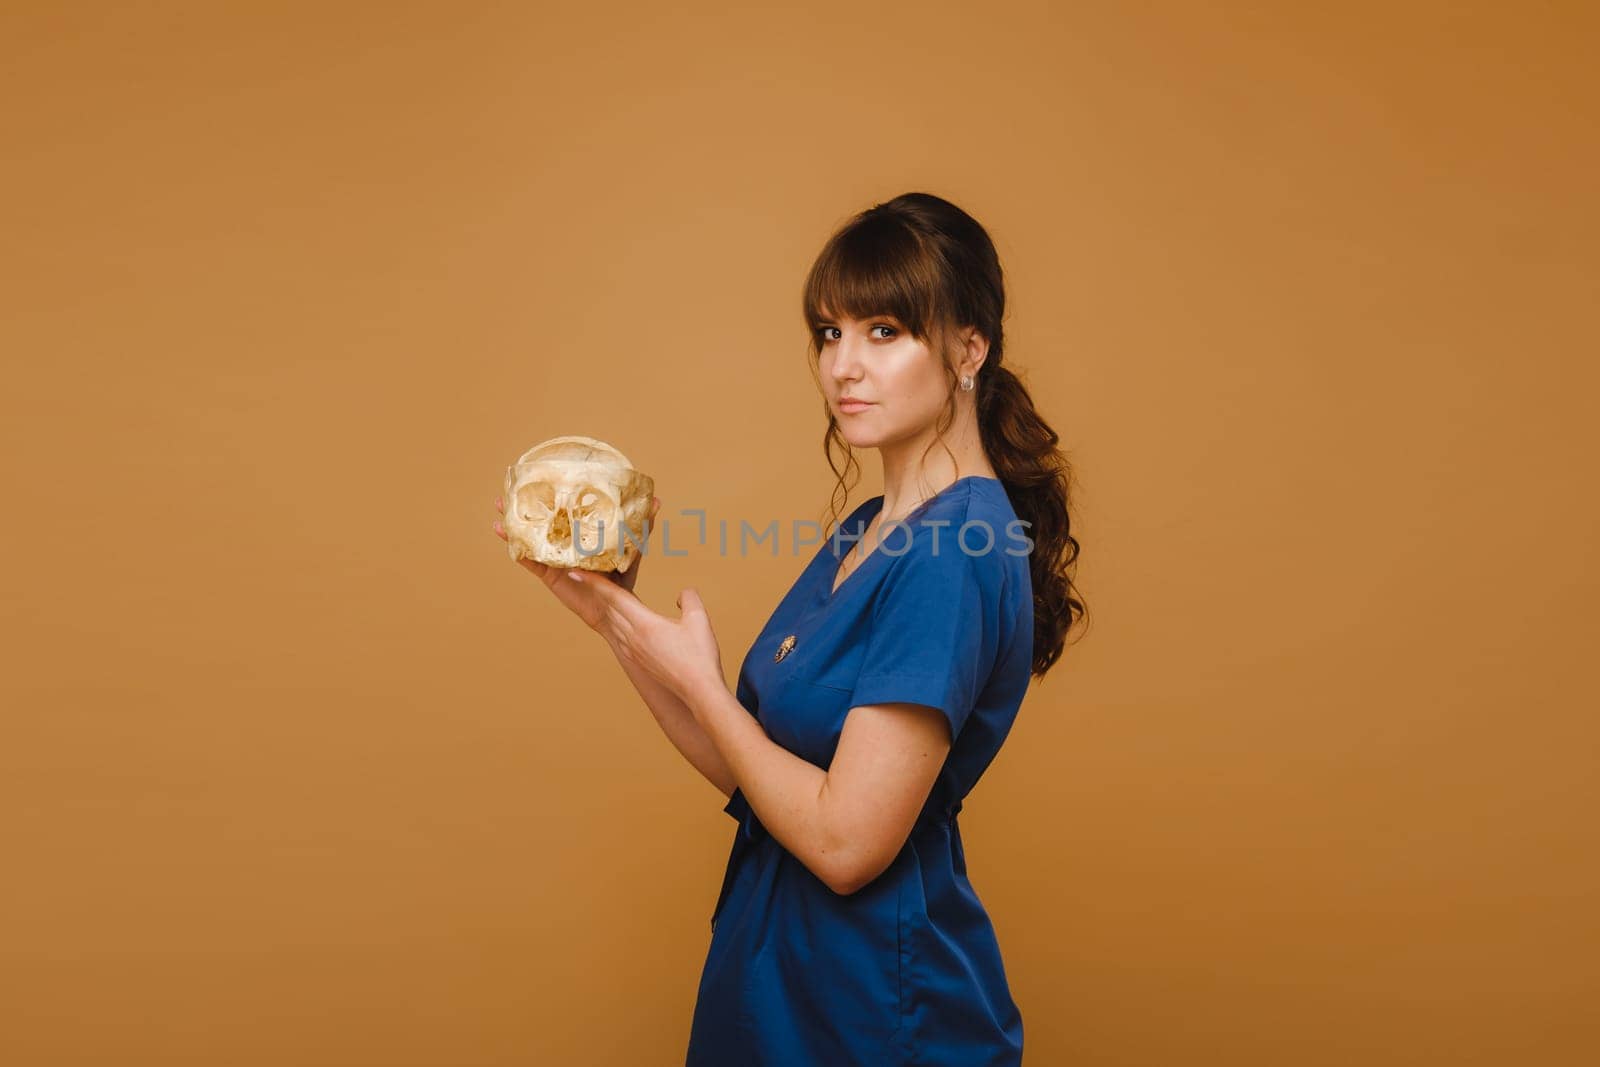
{"left": 959, "top": 374, "right": 975, "bottom": 392}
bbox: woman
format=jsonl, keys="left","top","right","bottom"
{"left": 493, "top": 191, "right": 1086, "bottom": 1065}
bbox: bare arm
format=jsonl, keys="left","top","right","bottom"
{"left": 682, "top": 675, "right": 950, "bottom": 896}
{"left": 607, "top": 632, "right": 738, "bottom": 800}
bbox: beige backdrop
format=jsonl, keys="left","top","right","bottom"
{"left": 3, "top": 2, "right": 1596, "bottom": 1064}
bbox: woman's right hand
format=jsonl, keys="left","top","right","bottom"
{"left": 492, "top": 494, "right": 660, "bottom": 633}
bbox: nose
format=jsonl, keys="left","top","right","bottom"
{"left": 829, "top": 331, "right": 865, "bottom": 384}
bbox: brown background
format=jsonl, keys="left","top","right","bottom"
{"left": 3, "top": 2, "right": 1596, "bottom": 1064}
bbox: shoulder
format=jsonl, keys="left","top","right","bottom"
{"left": 875, "top": 482, "right": 1018, "bottom": 595}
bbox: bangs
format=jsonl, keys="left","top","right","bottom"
{"left": 801, "top": 213, "right": 950, "bottom": 344}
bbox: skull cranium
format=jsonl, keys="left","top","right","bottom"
{"left": 502, "top": 435, "right": 654, "bottom": 572}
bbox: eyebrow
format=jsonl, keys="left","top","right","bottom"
{"left": 811, "top": 313, "right": 902, "bottom": 326}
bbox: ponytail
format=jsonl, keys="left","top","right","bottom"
{"left": 976, "top": 364, "right": 1087, "bottom": 676}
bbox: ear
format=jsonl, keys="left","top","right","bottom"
{"left": 960, "top": 326, "right": 990, "bottom": 379}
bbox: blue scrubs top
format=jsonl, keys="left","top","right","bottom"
{"left": 686, "top": 475, "right": 1032, "bottom": 1066}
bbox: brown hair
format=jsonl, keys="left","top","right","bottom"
{"left": 800, "top": 191, "right": 1088, "bottom": 676}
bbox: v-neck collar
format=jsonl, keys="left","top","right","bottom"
{"left": 825, "top": 495, "right": 888, "bottom": 602}
{"left": 820, "top": 475, "right": 1003, "bottom": 604}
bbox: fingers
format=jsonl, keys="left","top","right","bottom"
{"left": 677, "top": 587, "right": 707, "bottom": 618}
{"left": 571, "top": 564, "right": 646, "bottom": 618}
{"left": 529, "top": 561, "right": 612, "bottom": 630}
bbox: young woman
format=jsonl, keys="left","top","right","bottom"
{"left": 493, "top": 191, "right": 1086, "bottom": 1065}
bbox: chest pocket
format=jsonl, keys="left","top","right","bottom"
{"left": 779, "top": 622, "right": 866, "bottom": 693}
{"left": 750, "top": 600, "right": 870, "bottom": 767}
{"left": 758, "top": 652, "right": 861, "bottom": 769}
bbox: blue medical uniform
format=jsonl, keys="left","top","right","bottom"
{"left": 686, "top": 475, "right": 1033, "bottom": 1066}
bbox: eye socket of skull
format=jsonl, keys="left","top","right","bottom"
{"left": 572, "top": 485, "right": 615, "bottom": 517}
{"left": 516, "top": 481, "right": 557, "bottom": 521}
{"left": 571, "top": 484, "right": 617, "bottom": 551}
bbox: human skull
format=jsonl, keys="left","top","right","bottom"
{"left": 502, "top": 435, "right": 654, "bottom": 572}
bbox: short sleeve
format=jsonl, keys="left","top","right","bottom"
{"left": 849, "top": 530, "right": 1004, "bottom": 743}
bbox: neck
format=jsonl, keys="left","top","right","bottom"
{"left": 874, "top": 405, "right": 997, "bottom": 520}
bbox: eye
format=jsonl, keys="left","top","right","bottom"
{"left": 815, "top": 323, "right": 897, "bottom": 343}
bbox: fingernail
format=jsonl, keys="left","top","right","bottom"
{"left": 567, "top": 571, "right": 583, "bottom": 583}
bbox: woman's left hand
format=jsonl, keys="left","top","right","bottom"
{"left": 573, "top": 571, "right": 726, "bottom": 706}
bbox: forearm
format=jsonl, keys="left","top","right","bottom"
{"left": 607, "top": 635, "right": 738, "bottom": 800}
{"left": 682, "top": 675, "right": 853, "bottom": 894}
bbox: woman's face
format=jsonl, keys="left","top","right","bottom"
{"left": 816, "top": 310, "right": 951, "bottom": 449}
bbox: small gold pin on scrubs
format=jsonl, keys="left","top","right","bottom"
{"left": 774, "top": 634, "right": 797, "bottom": 663}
